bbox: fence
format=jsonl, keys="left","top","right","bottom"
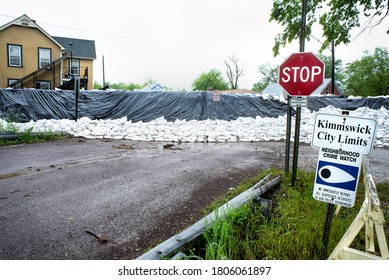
{"left": 328, "top": 157, "right": 389, "bottom": 260}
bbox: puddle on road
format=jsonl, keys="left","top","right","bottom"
{"left": 0, "top": 172, "right": 23, "bottom": 180}
{"left": 0, "top": 152, "right": 135, "bottom": 180}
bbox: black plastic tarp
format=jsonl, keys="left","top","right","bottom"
{"left": 0, "top": 89, "right": 289, "bottom": 122}
{"left": 307, "top": 95, "right": 389, "bottom": 111}
{"left": 1, "top": 89, "right": 388, "bottom": 123}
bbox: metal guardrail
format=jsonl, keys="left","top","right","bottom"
{"left": 136, "top": 174, "right": 281, "bottom": 260}
{"left": 136, "top": 157, "right": 388, "bottom": 260}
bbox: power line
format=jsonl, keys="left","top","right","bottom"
{"left": 0, "top": 13, "right": 137, "bottom": 40}
{"left": 0, "top": 13, "right": 206, "bottom": 50}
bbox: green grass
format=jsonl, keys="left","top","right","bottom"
{"left": 180, "top": 169, "right": 389, "bottom": 260}
{"left": 0, "top": 121, "right": 70, "bottom": 146}
{"left": 0, "top": 120, "right": 19, "bottom": 133}
{"left": 378, "top": 181, "right": 389, "bottom": 238}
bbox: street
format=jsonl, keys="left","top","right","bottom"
{"left": 0, "top": 138, "right": 387, "bottom": 259}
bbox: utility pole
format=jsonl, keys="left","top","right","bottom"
{"left": 331, "top": 40, "right": 335, "bottom": 94}
{"left": 102, "top": 55, "right": 106, "bottom": 88}
{"left": 291, "top": 0, "right": 308, "bottom": 185}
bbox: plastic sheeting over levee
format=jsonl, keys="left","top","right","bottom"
{"left": 307, "top": 95, "right": 389, "bottom": 111}
{"left": 1, "top": 89, "right": 389, "bottom": 123}
{"left": 0, "top": 89, "right": 289, "bottom": 122}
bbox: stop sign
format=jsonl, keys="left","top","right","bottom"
{"left": 279, "top": 52, "right": 325, "bottom": 96}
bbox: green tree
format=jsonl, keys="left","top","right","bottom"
{"left": 94, "top": 81, "right": 142, "bottom": 90}
{"left": 251, "top": 82, "right": 267, "bottom": 92}
{"left": 344, "top": 47, "right": 389, "bottom": 97}
{"left": 93, "top": 81, "right": 101, "bottom": 89}
{"left": 192, "top": 69, "right": 228, "bottom": 91}
{"left": 252, "top": 63, "right": 279, "bottom": 91}
{"left": 142, "top": 77, "right": 157, "bottom": 88}
{"left": 108, "top": 81, "right": 142, "bottom": 90}
{"left": 269, "top": 0, "right": 388, "bottom": 56}
{"left": 317, "top": 54, "right": 346, "bottom": 88}
{"left": 317, "top": 55, "right": 344, "bottom": 79}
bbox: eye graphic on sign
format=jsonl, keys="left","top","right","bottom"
{"left": 318, "top": 165, "right": 355, "bottom": 184}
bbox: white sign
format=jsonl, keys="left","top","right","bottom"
{"left": 313, "top": 146, "right": 362, "bottom": 208}
{"left": 212, "top": 91, "right": 220, "bottom": 102}
{"left": 290, "top": 98, "right": 308, "bottom": 107}
{"left": 311, "top": 113, "right": 377, "bottom": 156}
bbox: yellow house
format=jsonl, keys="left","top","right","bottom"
{"left": 0, "top": 14, "right": 96, "bottom": 90}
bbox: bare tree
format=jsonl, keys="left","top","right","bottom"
{"left": 224, "top": 54, "right": 244, "bottom": 89}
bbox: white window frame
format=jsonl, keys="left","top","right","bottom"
{"left": 7, "top": 78, "right": 21, "bottom": 88}
{"left": 70, "top": 59, "right": 80, "bottom": 76}
{"left": 36, "top": 81, "right": 51, "bottom": 90}
{"left": 8, "top": 44, "right": 22, "bottom": 67}
{"left": 38, "top": 48, "right": 51, "bottom": 69}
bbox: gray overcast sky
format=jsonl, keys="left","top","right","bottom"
{"left": 1, "top": 0, "right": 388, "bottom": 90}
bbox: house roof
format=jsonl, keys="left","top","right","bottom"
{"left": 52, "top": 36, "right": 96, "bottom": 60}
{"left": 140, "top": 83, "right": 166, "bottom": 91}
{"left": 0, "top": 14, "right": 96, "bottom": 60}
{"left": 0, "top": 14, "right": 64, "bottom": 50}
{"left": 262, "top": 83, "right": 284, "bottom": 96}
{"left": 311, "top": 78, "right": 343, "bottom": 95}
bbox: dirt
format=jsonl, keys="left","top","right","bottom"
{"left": 0, "top": 138, "right": 388, "bottom": 260}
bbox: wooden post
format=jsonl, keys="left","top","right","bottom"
{"left": 328, "top": 157, "right": 389, "bottom": 260}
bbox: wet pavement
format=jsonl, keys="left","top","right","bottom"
{"left": 0, "top": 138, "right": 387, "bottom": 259}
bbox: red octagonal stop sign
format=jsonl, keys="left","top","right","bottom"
{"left": 279, "top": 52, "right": 325, "bottom": 97}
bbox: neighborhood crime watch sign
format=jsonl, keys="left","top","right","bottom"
{"left": 313, "top": 147, "right": 362, "bottom": 207}
{"left": 279, "top": 52, "right": 325, "bottom": 96}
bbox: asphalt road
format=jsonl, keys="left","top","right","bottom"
{"left": 0, "top": 138, "right": 387, "bottom": 259}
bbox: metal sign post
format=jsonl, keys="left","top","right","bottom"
{"left": 285, "top": 95, "right": 292, "bottom": 173}
{"left": 291, "top": 107, "right": 301, "bottom": 184}
{"left": 293, "top": 0, "right": 306, "bottom": 185}
{"left": 74, "top": 78, "right": 80, "bottom": 122}
{"left": 321, "top": 202, "right": 335, "bottom": 259}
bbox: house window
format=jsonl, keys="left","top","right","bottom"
{"left": 36, "top": 81, "right": 51, "bottom": 90}
{"left": 8, "top": 44, "right": 22, "bottom": 67}
{"left": 70, "top": 59, "right": 80, "bottom": 76}
{"left": 38, "top": 48, "right": 51, "bottom": 68}
{"left": 7, "top": 78, "right": 21, "bottom": 88}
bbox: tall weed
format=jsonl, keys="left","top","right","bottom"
{"left": 183, "top": 169, "right": 388, "bottom": 260}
